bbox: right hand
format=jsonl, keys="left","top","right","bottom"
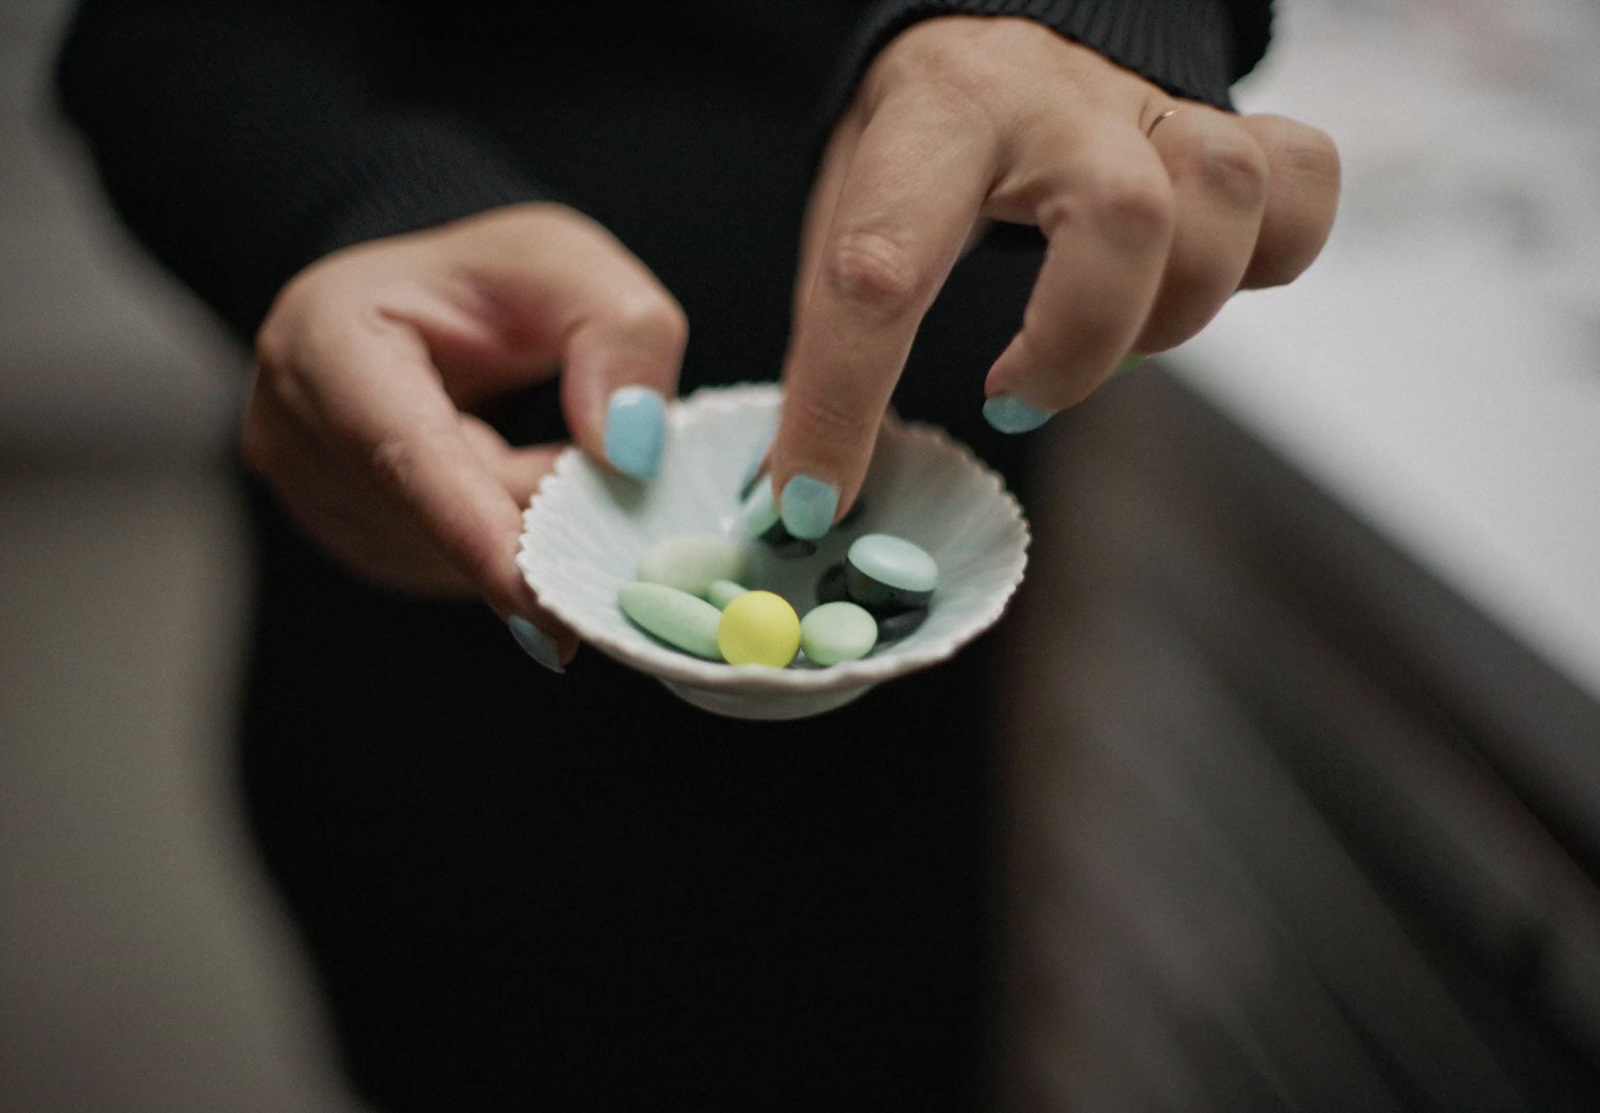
{"left": 244, "top": 203, "right": 689, "bottom": 668}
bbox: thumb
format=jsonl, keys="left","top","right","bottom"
{"left": 436, "top": 204, "right": 690, "bottom": 481}
{"left": 454, "top": 412, "right": 581, "bottom": 667}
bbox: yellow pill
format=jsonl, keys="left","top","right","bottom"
{"left": 717, "top": 590, "right": 801, "bottom": 668}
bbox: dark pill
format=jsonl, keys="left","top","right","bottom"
{"left": 874, "top": 606, "right": 928, "bottom": 642}
{"left": 816, "top": 562, "right": 850, "bottom": 605}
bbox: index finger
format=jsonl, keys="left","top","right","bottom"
{"left": 772, "top": 93, "right": 996, "bottom": 539}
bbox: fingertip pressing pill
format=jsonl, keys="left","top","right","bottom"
{"left": 618, "top": 582, "right": 725, "bottom": 660}
{"left": 739, "top": 476, "right": 818, "bottom": 557}
{"left": 637, "top": 535, "right": 750, "bottom": 597}
{"left": 706, "top": 579, "right": 750, "bottom": 610}
{"left": 799, "top": 601, "right": 878, "bottom": 665}
{"left": 717, "top": 590, "right": 801, "bottom": 667}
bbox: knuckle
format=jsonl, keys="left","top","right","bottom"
{"left": 786, "top": 386, "right": 879, "bottom": 451}
{"left": 1089, "top": 169, "right": 1175, "bottom": 249}
{"left": 613, "top": 293, "right": 689, "bottom": 354}
{"left": 822, "top": 229, "right": 928, "bottom": 314}
{"left": 872, "top": 19, "right": 984, "bottom": 93}
{"left": 369, "top": 435, "right": 418, "bottom": 498}
{"left": 1278, "top": 125, "right": 1341, "bottom": 190}
{"left": 1186, "top": 133, "right": 1270, "bottom": 211}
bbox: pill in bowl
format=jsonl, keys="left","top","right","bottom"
{"left": 517, "top": 382, "right": 1030, "bottom": 720}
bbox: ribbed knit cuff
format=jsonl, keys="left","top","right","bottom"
{"left": 822, "top": 0, "right": 1270, "bottom": 139}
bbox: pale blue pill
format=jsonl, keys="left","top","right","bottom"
{"left": 800, "top": 601, "right": 878, "bottom": 666}
{"left": 847, "top": 534, "right": 937, "bottom": 592}
{"left": 739, "top": 475, "right": 781, "bottom": 540}
{"left": 737, "top": 418, "right": 777, "bottom": 499}
{"left": 636, "top": 536, "right": 750, "bottom": 597}
{"left": 845, "top": 532, "right": 938, "bottom": 612}
{"left": 617, "top": 582, "right": 724, "bottom": 660}
{"left": 706, "top": 579, "right": 750, "bottom": 610}
{"left": 739, "top": 474, "right": 818, "bottom": 556}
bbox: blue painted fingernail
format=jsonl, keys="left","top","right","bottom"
{"left": 508, "top": 615, "right": 564, "bottom": 673}
{"left": 738, "top": 418, "right": 777, "bottom": 498}
{"left": 779, "top": 474, "right": 839, "bottom": 541}
{"left": 983, "top": 395, "right": 1054, "bottom": 434}
{"left": 1115, "top": 353, "right": 1147, "bottom": 374}
{"left": 604, "top": 386, "right": 666, "bottom": 479}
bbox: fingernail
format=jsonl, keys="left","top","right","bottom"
{"left": 738, "top": 419, "right": 777, "bottom": 499}
{"left": 1115, "top": 353, "right": 1147, "bottom": 375}
{"left": 604, "top": 386, "right": 666, "bottom": 479}
{"left": 508, "top": 615, "right": 564, "bottom": 673}
{"left": 779, "top": 474, "right": 838, "bottom": 541}
{"left": 983, "top": 395, "right": 1054, "bottom": 435}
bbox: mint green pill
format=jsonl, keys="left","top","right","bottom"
{"left": 799, "top": 601, "right": 878, "bottom": 666}
{"left": 706, "top": 579, "right": 750, "bottom": 610}
{"left": 636, "top": 535, "right": 750, "bottom": 598}
{"left": 617, "top": 582, "right": 724, "bottom": 660}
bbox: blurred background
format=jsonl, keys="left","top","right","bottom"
{"left": 3, "top": 0, "right": 1598, "bottom": 1109}
{"left": 1, "top": 0, "right": 361, "bottom": 1109}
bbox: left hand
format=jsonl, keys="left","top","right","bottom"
{"left": 766, "top": 16, "right": 1340, "bottom": 539}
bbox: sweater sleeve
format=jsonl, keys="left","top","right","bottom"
{"left": 54, "top": 0, "right": 546, "bottom": 338}
{"left": 823, "top": 0, "right": 1273, "bottom": 128}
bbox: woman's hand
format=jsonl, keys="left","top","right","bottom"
{"left": 244, "top": 203, "right": 688, "bottom": 668}
{"left": 767, "top": 16, "right": 1340, "bottom": 540}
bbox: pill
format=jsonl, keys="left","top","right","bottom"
{"left": 799, "top": 601, "right": 878, "bottom": 666}
{"left": 717, "top": 590, "right": 801, "bottom": 667}
{"left": 739, "top": 475, "right": 818, "bottom": 557}
{"left": 706, "top": 579, "right": 750, "bottom": 610}
{"left": 636, "top": 535, "right": 751, "bottom": 598}
{"left": 816, "top": 561, "right": 926, "bottom": 641}
{"left": 875, "top": 606, "right": 928, "bottom": 642}
{"left": 844, "top": 533, "right": 937, "bottom": 612}
{"left": 617, "top": 582, "right": 725, "bottom": 660}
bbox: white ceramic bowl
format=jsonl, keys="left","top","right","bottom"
{"left": 518, "top": 382, "right": 1030, "bottom": 719}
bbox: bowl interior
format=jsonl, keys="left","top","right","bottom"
{"left": 519, "top": 383, "right": 1029, "bottom": 703}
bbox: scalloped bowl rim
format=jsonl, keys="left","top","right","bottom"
{"left": 518, "top": 382, "right": 1030, "bottom": 695}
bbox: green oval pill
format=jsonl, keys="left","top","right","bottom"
{"left": 706, "top": 579, "right": 750, "bottom": 610}
{"left": 617, "top": 582, "right": 724, "bottom": 660}
{"left": 799, "top": 601, "right": 878, "bottom": 666}
{"left": 636, "top": 536, "right": 750, "bottom": 598}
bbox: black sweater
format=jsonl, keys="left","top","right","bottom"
{"left": 56, "top": 0, "right": 1271, "bottom": 342}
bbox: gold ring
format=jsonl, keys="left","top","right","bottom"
{"left": 1145, "top": 108, "right": 1182, "bottom": 138}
